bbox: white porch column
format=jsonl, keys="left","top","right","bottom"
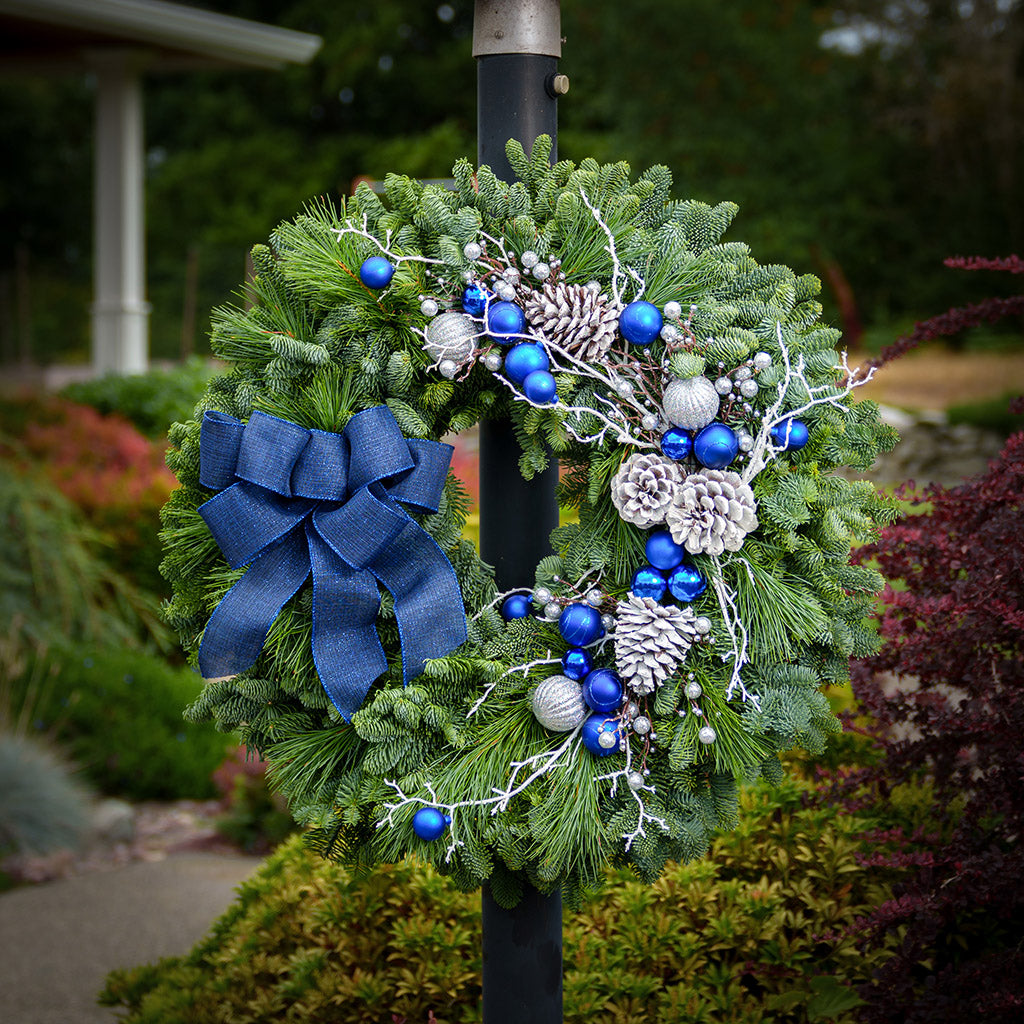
{"left": 90, "top": 50, "right": 150, "bottom": 375}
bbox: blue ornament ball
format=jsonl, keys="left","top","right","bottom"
{"left": 561, "top": 647, "right": 593, "bottom": 681}
{"left": 660, "top": 427, "right": 693, "bottom": 461}
{"left": 523, "top": 369, "right": 558, "bottom": 404}
{"left": 462, "top": 283, "right": 489, "bottom": 316}
{"left": 619, "top": 300, "right": 663, "bottom": 346}
{"left": 645, "top": 529, "right": 686, "bottom": 571}
{"left": 501, "top": 593, "right": 533, "bottom": 621}
{"left": 581, "top": 713, "right": 623, "bottom": 757}
{"left": 412, "top": 807, "right": 451, "bottom": 841}
{"left": 582, "top": 668, "right": 624, "bottom": 712}
{"left": 486, "top": 301, "right": 526, "bottom": 343}
{"left": 631, "top": 565, "right": 667, "bottom": 601}
{"left": 558, "top": 603, "right": 603, "bottom": 647}
{"left": 693, "top": 422, "right": 739, "bottom": 469}
{"left": 504, "top": 342, "right": 549, "bottom": 384}
{"left": 770, "top": 418, "right": 809, "bottom": 451}
{"left": 359, "top": 256, "right": 396, "bottom": 289}
{"left": 668, "top": 563, "right": 707, "bottom": 602}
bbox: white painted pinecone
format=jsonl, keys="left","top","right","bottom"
{"left": 614, "top": 595, "right": 698, "bottom": 696}
{"left": 610, "top": 453, "right": 682, "bottom": 528}
{"left": 525, "top": 282, "right": 621, "bottom": 361}
{"left": 666, "top": 470, "right": 758, "bottom": 556}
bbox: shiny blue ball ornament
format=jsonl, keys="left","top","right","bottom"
{"left": 504, "top": 342, "right": 549, "bottom": 384}
{"left": 581, "top": 714, "right": 623, "bottom": 757}
{"left": 668, "top": 563, "right": 707, "bottom": 602}
{"left": 501, "top": 593, "right": 533, "bottom": 621}
{"left": 359, "top": 256, "right": 395, "bottom": 289}
{"left": 523, "top": 369, "right": 558, "bottom": 404}
{"left": 770, "top": 418, "right": 809, "bottom": 451}
{"left": 645, "top": 530, "right": 686, "bottom": 571}
{"left": 582, "top": 668, "right": 624, "bottom": 712}
{"left": 631, "top": 565, "right": 667, "bottom": 601}
{"left": 486, "top": 301, "right": 526, "bottom": 343}
{"left": 412, "top": 807, "right": 451, "bottom": 841}
{"left": 618, "top": 300, "right": 663, "bottom": 346}
{"left": 693, "top": 422, "right": 739, "bottom": 469}
{"left": 561, "top": 647, "right": 593, "bottom": 681}
{"left": 462, "top": 283, "right": 489, "bottom": 316}
{"left": 558, "top": 603, "right": 603, "bottom": 646}
{"left": 660, "top": 427, "right": 693, "bottom": 461}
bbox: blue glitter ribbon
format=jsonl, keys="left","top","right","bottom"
{"left": 196, "top": 407, "right": 467, "bottom": 720}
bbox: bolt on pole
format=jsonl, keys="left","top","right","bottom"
{"left": 474, "top": 2, "right": 565, "bottom": 1022}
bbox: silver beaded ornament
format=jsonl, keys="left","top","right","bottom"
{"left": 521, "top": 250, "right": 539, "bottom": 268}
{"left": 714, "top": 376, "right": 733, "bottom": 396}
{"left": 685, "top": 680, "right": 703, "bottom": 699}
{"left": 698, "top": 725, "right": 717, "bottom": 744}
{"left": 424, "top": 312, "right": 478, "bottom": 363}
{"left": 420, "top": 298, "right": 439, "bottom": 317}
{"left": 752, "top": 351, "right": 772, "bottom": 370}
{"left": 663, "top": 300, "right": 682, "bottom": 320}
{"left": 439, "top": 359, "right": 458, "bottom": 379}
{"left": 661, "top": 376, "right": 720, "bottom": 431}
{"left": 483, "top": 351, "right": 503, "bottom": 372}
{"left": 739, "top": 378, "right": 759, "bottom": 399}
{"left": 632, "top": 715, "right": 652, "bottom": 736}
{"left": 531, "top": 675, "right": 589, "bottom": 732}
{"left": 626, "top": 771, "right": 645, "bottom": 791}
{"left": 463, "top": 241, "right": 482, "bottom": 261}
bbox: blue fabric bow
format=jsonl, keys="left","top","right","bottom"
{"left": 196, "top": 406, "right": 467, "bottom": 720}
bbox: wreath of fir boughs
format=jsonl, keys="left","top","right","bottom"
{"left": 163, "top": 138, "right": 898, "bottom": 906}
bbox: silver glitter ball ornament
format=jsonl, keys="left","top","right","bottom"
{"left": 439, "top": 359, "right": 458, "bottom": 378}
{"left": 587, "top": 589, "right": 604, "bottom": 607}
{"left": 545, "top": 602, "right": 563, "bottom": 620}
{"left": 715, "top": 376, "right": 733, "bottom": 395}
{"left": 598, "top": 730, "right": 618, "bottom": 749}
{"left": 461, "top": 269, "right": 476, "bottom": 283}
{"left": 521, "top": 250, "right": 539, "bottom": 268}
{"left": 662, "top": 376, "right": 720, "bottom": 431}
{"left": 632, "top": 715, "right": 651, "bottom": 735}
{"left": 663, "top": 300, "right": 682, "bottom": 320}
{"left": 625, "top": 701, "right": 640, "bottom": 720}
{"left": 531, "top": 675, "right": 589, "bottom": 732}
{"left": 627, "top": 771, "right": 645, "bottom": 791}
{"left": 753, "top": 351, "right": 772, "bottom": 370}
{"left": 734, "top": 365, "right": 753, "bottom": 382}
{"left": 698, "top": 725, "right": 717, "bottom": 744}
{"left": 504, "top": 268, "right": 521, "bottom": 285}
{"left": 737, "top": 431, "right": 754, "bottom": 452}
{"left": 601, "top": 613, "right": 616, "bottom": 633}
{"left": 694, "top": 616, "right": 712, "bottom": 635}
{"left": 615, "top": 379, "right": 635, "bottom": 398}
{"left": 463, "top": 241, "right": 482, "bottom": 260}
{"left": 496, "top": 282, "right": 516, "bottom": 302}
{"left": 641, "top": 413, "right": 660, "bottom": 431}
{"left": 739, "top": 378, "right": 759, "bottom": 399}
{"left": 532, "top": 262, "right": 551, "bottom": 281}
{"left": 660, "top": 324, "right": 680, "bottom": 343}
{"left": 534, "top": 586, "right": 553, "bottom": 605}
{"left": 483, "top": 351, "right": 503, "bottom": 372}
{"left": 425, "top": 312, "right": 478, "bottom": 363}
{"left": 420, "top": 298, "right": 439, "bottom": 317}
{"left": 685, "top": 680, "right": 703, "bottom": 700}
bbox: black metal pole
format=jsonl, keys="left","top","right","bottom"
{"left": 475, "top": 2, "right": 565, "bottom": 1022}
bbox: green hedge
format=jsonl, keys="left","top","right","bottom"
{"left": 101, "top": 775, "right": 917, "bottom": 1023}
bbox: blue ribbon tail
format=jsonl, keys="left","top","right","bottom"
{"left": 307, "top": 523, "right": 387, "bottom": 721}
{"left": 198, "top": 527, "right": 311, "bottom": 680}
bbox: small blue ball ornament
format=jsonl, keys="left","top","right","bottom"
{"left": 462, "top": 283, "right": 489, "bottom": 316}
{"left": 581, "top": 714, "right": 623, "bottom": 757}
{"left": 645, "top": 530, "right": 686, "bottom": 571}
{"left": 631, "top": 566, "right": 667, "bottom": 601}
{"left": 504, "top": 342, "right": 549, "bottom": 384}
{"left": 486, "top": 301, "right": 526, "bottom": 343}
{"left": 619, "top": 300, "right": 663, "bottom": 346}
{"left": 770, "top": 418, "right": 809, "bottom": 451}
{"left": 359, "top": 256, "right": 396, "bottom": 289}
{"left": 660, "top": 427, "right": 693, "bottom": 461}
{"left": 558, "top": 603, "right": 603, "bottom": 647}
{"left": 412, "top": 807, "right": 451, "bottom": 841}
{"left": 501, "top": 594, "right": 533, "bottom": 620}
{"left": 561, "top": 647, "right": 593, "bottom": 681}
{"left": 523, "top": 369, "right": 558, "bottom": 404}
{"left": 668, "top": 563, "right": 707, "bottom": 602}
{"left": 582, "top": 668, "right": 624, "bottom": 712}
{"left": 693, "top": 422, "right": 739, "bottom": 469}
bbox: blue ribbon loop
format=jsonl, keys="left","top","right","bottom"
{"left": 196, "top": 407, "right": 467, "bottom": 720}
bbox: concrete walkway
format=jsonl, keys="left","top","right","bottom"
{"left": 0, "top": 852, "right": 261, "bottom": 1024}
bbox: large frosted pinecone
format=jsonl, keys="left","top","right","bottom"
{"left": 666, "top": 469, "right": 758, "bottom": 556}
{"left": 614, "top": 595, "right": 698, "bottom": 696}
{"left": 610, "top": 452, "right": 682, "bottom": 528}
{"left": 524, "top": 281, "right": 621, "bottom": 361}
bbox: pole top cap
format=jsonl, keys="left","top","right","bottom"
{"left": 473, "top": 0, "right": 562, "bottom": 57}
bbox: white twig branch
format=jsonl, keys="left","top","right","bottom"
{"left": 578, "top": 188, "right": 644, "bottom": 306}
{"left": 331, "top": 216, "right": 446, "bottom": 266}
{"left": 709, "top": 554, "right": 759, "bottom": 707}
{"left": 595, "top": 742, "right": 668, "bottom": 851}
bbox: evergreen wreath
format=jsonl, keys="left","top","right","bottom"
{"left": 163, "top": 138, "right": 898, "bottom": 907}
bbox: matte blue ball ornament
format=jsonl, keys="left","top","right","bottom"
{"left": 631, "top": 565, "right": 667, "bottom": 601}
{"left": 619, "top": 300, "right": 663, "bottom": 346}
{"left": 486, "top": 301, "right": 526, "bottom": 343}
{"left": 462, "top": 283, "right": 489, "bottom": 316}
{"left": 504, "top": 343, "right": 549, "bottom": 384}
{"left": 561, "top": 647, "right": 593, "bottom": 681}
{"left": 660, "top": 427, "right": 693, "bottom": 461}
{"left": 359, "top": 256, "right": 395, "bottom": 289}
{"left": 770, "top": 418, "right": 809, "bottom": 451}
{"left": 645, "top": 530, "right": 686, "bottom": 571}
{"left": 412, "top": 807, "right": 451, "bottom": 841}
{"left": 523, "top": 369, "right": 558, "bottom": 404}
{"left": 582, "top": 668, "right": 624, "bottom": 712}
{"left": 501, "top": 594, "right": 533, "bottom": 620}
{"left": 581, "top": 714, "right": 623, "bottom": 757}
{"left": 668, "top": 563, "right": 707, "bottom": 602}
{"left": 558, "top": 603, "right": 603, "bottom": 646}
{"left": 693, "top": 422, "right": 739, "bottom": 469}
